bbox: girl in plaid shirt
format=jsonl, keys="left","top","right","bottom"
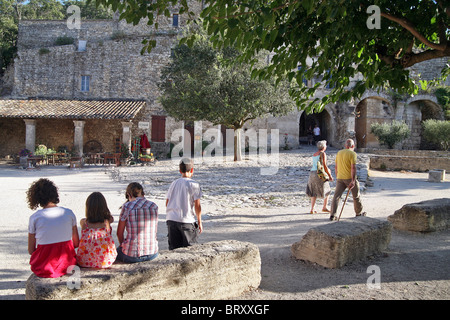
{"left": 116, "top": 182, "right": 159, "bottom": 263}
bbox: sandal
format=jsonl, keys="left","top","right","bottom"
{"left": 322, "top": 208, "right": 330, "bottom": 213}
{"left": 356, "top": 212, "right": 367, "bottom": 217}
{"left": 310, "top": 210, "right": 317, "bottom": 214}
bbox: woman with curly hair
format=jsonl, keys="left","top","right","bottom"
{"left": 27, "top": 178, "right": 79, "bottom": 278}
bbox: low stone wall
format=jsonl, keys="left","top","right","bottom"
{"left": 369, "top": 155, "right": 450, "bottom": 172}
{"left": 291, "top": 217, "right": 392, "bottom": 269}
{"left": 26, "top": 240, "right": 261, "bottom": 300}
{"left": 388, "top": 198, "right": 450, "bottom": 232}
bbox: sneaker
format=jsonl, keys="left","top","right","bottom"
{"left": 329, "top": 215, "right": 337, "bottom": 221}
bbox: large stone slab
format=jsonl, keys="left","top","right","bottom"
{"left": 388, "top": 198, "right": 450, "bottom": 232}
{"left": 26, "top": 240, "right": 261, "bottom": 300}
{"left": 291, "top": 217, "right": 392, "bottom": 269}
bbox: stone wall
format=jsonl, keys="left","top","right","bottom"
{"left": 369, "top": 154, "right": 450, "bottom": 172}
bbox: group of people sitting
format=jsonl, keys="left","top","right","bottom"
{"left": 27, "top": 158, "right": 202, "bottom": 278}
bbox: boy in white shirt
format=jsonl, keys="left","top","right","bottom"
{"left": 166, "top": 158, "right": 202, "bottom": 250}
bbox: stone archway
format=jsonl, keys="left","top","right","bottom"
{"left": 298, "top": 107, "right": 334, "bottom": 146}
{"left": 355, "top": 96, "right": 394, "bottom": 149}
{"left": 404, "top": 95, "right": 443, "bottom": 149}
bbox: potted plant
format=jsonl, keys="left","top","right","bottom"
{"left": 119, "top": 143, "right": 131, "bottom": 166}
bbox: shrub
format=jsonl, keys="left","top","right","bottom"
{"left": 422, "top": 119, "right": 450, "bottom": 151}
{"left": 54, "top": 36, "right": 74, "bottom": 46}
{"left": 370, "top": 120, "right": 410, "bottom": 149}
{"left": 38, "top": 48, "right": 50, "bottom": 55}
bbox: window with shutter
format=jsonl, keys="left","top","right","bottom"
{"left": 151, "top": 116, "right": 166, "bottom": 142}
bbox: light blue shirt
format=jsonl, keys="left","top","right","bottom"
{"left": 311, "top": 154, "right": 320, "bottom": 171}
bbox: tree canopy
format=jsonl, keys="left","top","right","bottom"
{"left": 158, "top": 25, "right": 295, "bottom": 160}
{"left": 95, "top": 0, "right": 450, "bottom": 112}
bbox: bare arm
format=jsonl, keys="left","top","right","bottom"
{"left": 194, "top": 199, "right": 202, "bottom": 234}
{"left": 28, "top": 233, "right": 36, "bottom": 255}
{"left": 117, "top": 220, "right": 126, "bottom": 245}
{"left": 72, "top": 226, "right": 79, "bottom": 248}
{"left": 348, "top": 164, "right": 357, "bottom": 190}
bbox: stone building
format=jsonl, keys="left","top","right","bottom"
{"left": 0, "top": 4, "right": 204, "bottom": 158}
{"left": 0, "top": 4, "right": 448, "bottom": 159}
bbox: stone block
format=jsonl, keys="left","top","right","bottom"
{"left": 428, "top": 169, "right": 446, "bottom": 182}
{"left": 388, "top": 198, "right": 450, "bottom": 232}
{"left": 291, "top": 217, "right": 392, "bottom": 269}
{"left": 25, "top": 240, "right": 261, "bottom": 300}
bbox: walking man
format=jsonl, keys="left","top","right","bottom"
{"left": 330, "top": 139, "right": 366, "bottom": 221}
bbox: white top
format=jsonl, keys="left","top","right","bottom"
{"left": 166, "top": 177, "right": 202, "bottom": 224}
{"left": 28, "top": 206, "right": 77, "bottom": 245}
{"left": 313, "top": 127, "right": 320, "bottom": 136}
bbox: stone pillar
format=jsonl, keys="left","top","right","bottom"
{"left": 395, "top": 101, "right": 405, "bottom": 120}
{"left": 73, "top": 120, "right": 85, "bottom": 157}
{"left": 23, "top": 119, "right": 36, "bottom": 154}
{"left": 121, "top": 121, "right": 133, "bottom": 151}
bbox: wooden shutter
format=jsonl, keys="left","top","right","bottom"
{"left": 151, "top": 116, "right": 166, "bottom": 142}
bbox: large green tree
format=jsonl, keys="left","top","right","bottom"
{"left": 95, "top": 0, "right": 450, "bottom": 112}
{"left": 158, "top": 26, "right": 295, "bottom": 160}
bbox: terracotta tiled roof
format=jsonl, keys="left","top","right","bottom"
{"left": 0, "top": 98, "right": 146, "bottom": 120}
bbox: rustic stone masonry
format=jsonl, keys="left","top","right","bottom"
{"left": 25, "top": 240, "right": 261, "bottom": 300}
{"left": 388, "top": 198, "right": 450, "bottom": 232}
{"left": 291, "top": 217, "right": 392, "bottom": 269}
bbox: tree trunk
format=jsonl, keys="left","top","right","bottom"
{"left": 234, "top": 128, "right": 242, "bottom": 161}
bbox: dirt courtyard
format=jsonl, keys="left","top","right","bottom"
{"left": 0, "top": 148, "right": 449, "bottom": 300}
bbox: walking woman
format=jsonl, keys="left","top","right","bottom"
{"left": 306, "top": 140, "right": 333, "bottom": 214}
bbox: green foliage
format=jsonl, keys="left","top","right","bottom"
{"left": 38, "top": 48, "right": 50, "bottom": 54}
{"left": 34, "top": 144, "right": 56, "bottom": 155}
{"left": 95, "top": 0, "right": 449, "bottom": 112}
{"left": 54, "top": 36, "right": 74, "bottom": 45}
{"left": 422, "top": 119, "right": 450, "bottom": 151}
{"left": 158, "top": 24, "right": 295, "bottom": 130}
{"left": 434, "top": 87, "right": 450, "bottom": 120}
{"left": 370, "top": 120, "right": 411, "bottom": 149}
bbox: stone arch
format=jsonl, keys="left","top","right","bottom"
{"left": 403, "top": 94, "right": 443, "bottom": 149}
{"left": 355, "top": 90, "right": 394, "bottom": 106}
{"left": 354, "top": 93, "right": 394, "bottom": 149}
{"left": 298, "top": 105, "right": 336, "bottom": 147}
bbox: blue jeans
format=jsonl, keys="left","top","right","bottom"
{"left": 116, "top": 246, "right": 158, "bottom": 263}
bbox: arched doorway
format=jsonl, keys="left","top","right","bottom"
{"left": 405, "top": 96, "right": 443, "bottom": 149}
{"left": 355, "top": 97, "right": 393, "bottom": 149}
{"left": 299, "top": 109, "right": 331, "bottom": 145}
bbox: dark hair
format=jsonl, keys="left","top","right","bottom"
{"left": 26, "top": 178, "right": 60, "bottom": 210}
{"left": 179, "top": 157, "right": 194, "bottom": 173}
{"left": 125, "top": 182, "right": 144, "bottom": 200}
{"left": 85, "top": 192, "right": 112, "bottom": 223}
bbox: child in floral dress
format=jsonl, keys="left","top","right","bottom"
{"left": 76, "top": 192, "right": 117, "bottom": 268}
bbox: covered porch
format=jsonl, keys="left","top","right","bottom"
{"left": 0, "top": 98, "right": 146, "bottom": 165}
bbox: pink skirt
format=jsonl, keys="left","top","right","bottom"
{"left": 30, "top": 240, "right": 77, "bottom": 278}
